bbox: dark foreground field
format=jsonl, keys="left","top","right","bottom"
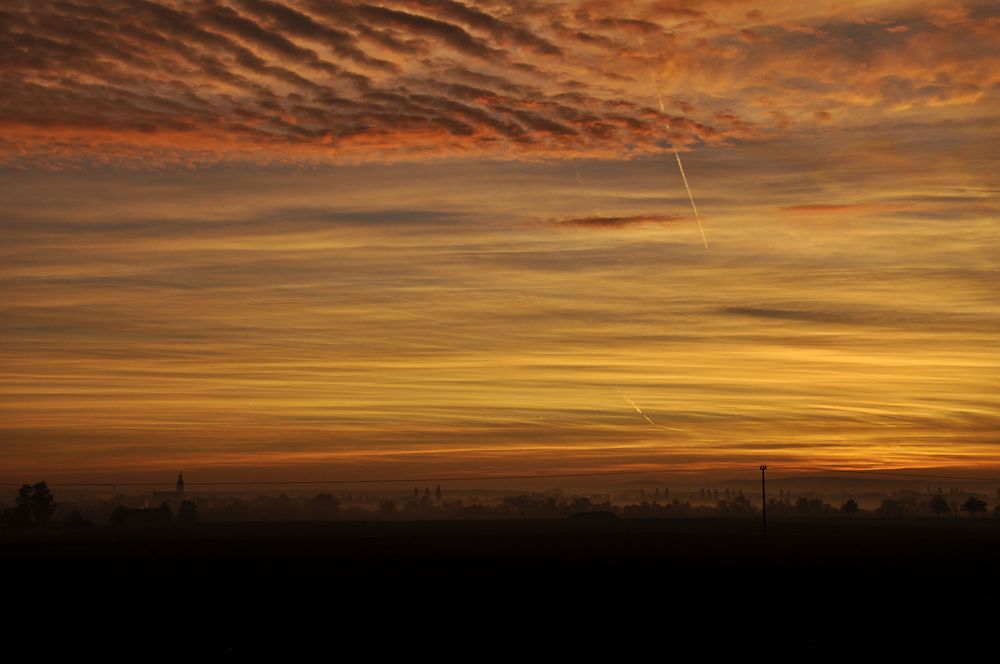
{"left": 3, "top": 517, "right": 998, "bottom": 599}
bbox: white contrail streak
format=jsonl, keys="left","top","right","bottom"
{"left": 629, "top": 2, "right": 709, "bottom": 249}
{"left": 652, "top": 90, "right": 708, "bottom": 249}
{"left": 674, "top": 152, "right": 707, "bottom": 248}
{"left": 617, "top": 389, "right": 687, "bottom": 432}
{"left": 620, "top": 390, "right": 656, "bottom": 426}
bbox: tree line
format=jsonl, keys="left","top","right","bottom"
{"left": 2, "top": 483, "right": 996, "bottom": 525}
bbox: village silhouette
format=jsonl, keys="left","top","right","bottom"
{"left": 3, "top": 471, "right": 998, "bottom": 599}
{"left": 5, "top": 472, "right": 996, "bottom": 528}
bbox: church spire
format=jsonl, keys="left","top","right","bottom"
{"left": 176, "top": 473, "right": 185, "bottom": 496}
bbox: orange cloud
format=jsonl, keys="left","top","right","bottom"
{"left": 552, "top": 213, "right": 686, "bottom": 228}
{"left": 3, "top": 1, "right": 994, "bottom": 168}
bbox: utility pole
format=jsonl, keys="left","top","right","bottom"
{"left": 759, "top": 465, "right": 768, "bottom": 537}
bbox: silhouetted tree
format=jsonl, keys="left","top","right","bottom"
{"left": 718, "top": 494, "right": 757, "bottom": 517}
{"left": 766, "top": 497, "right": 793, "bottom": 516}
{"left": 30, "top": 482, "right": 56, "bottom": 525}
{"left": 309, "top": 493, "right": 340, "bottom": 519}
{"left": 176, "top": 499, "right": 198, "bottom": 524}
{"left": 841, "top": 499, "right": 859, "bottom": 517}
{"left": 795, "top": 497, "right": 832, "bottom": 516}
{"left": 13, "top": 485, "right": 34, "bottom": 525}
{"left": 12, "top": 482, "right": 56, "bottom": 526}
{"left": 929, "top": 494, "right": 951, "bottom": 518}
{"left": 877, "top": 498, "right": 906, "bottom": 518}
{"left": 960, "top": 496, "right": 987, "bottom": 518}
{"left": 379, "top": 499, "right": 397, "bottom": 515}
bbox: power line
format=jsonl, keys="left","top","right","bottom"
{"left": 2, "top": 466, "right": 997, "bottom": 488}
{"left": 787, "top": 469, "right": 1000, "bottom": 483}
{"left": 0, "top": 469, "right": 668, "bottom": 488}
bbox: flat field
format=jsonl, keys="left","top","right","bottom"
{"left": 3, "top": 517, "right": 997, "bottom": 598}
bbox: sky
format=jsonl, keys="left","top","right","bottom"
{"left": 1, "top": 0, "right": 998, "bottom": 483}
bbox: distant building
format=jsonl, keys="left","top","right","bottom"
{"left": 152, "top": 473, "right": 185, "bottom": 501}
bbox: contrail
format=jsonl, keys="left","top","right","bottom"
{"left": 617, "top": 389, "right": 686, "bottom": 432}
{"left": 655, "top": 94, "right": 709, "bottom": 249}
{"left": 619, "top": 389, "right": 656, "bottom": 426}
{"left": 631, "top": 4, "right": 709, "bottom": 249}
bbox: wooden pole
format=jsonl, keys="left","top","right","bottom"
{"left": 759, "top": 465, "right": 768, "bottom": 537}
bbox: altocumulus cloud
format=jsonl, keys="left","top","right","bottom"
{"left": 1, "top": 0, "right": 998, "bottom": 168}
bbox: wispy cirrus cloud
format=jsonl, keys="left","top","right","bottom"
{"left": 2, "top": 136, "right": 999, "bottom": 478}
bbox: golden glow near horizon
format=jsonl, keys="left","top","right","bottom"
{"left": 0, "top": 1, "right": 998, "bottom": 480}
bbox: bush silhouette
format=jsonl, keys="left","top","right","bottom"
{"left": 177, "top": 499, "right": 198, "bottom": 524}
{"left": 960, "top": 497, "right": 987, "bottom": 518}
